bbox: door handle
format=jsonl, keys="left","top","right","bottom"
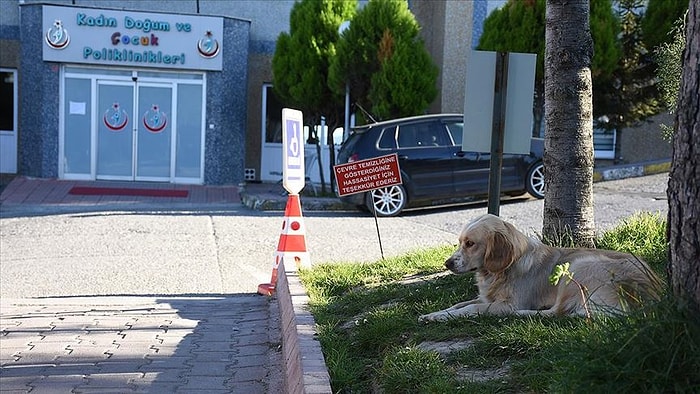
{"left": 456, "top": 151, "right": 480, "bottom": 160}
{"left": 398, "top": 155, "right": 408, "bottom": 160}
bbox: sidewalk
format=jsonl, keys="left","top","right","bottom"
{"left": 0, "top": 176, "right": 343, "bottom": 214}
{"left": 0, "top": 296, "right": 284, "bottom": 393}
{"left": 0, "top": 177, "right": 242, "bottom": 207}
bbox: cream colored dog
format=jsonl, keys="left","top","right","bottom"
{"left": 419, "top": 214, "right": 660, "bottom": 322}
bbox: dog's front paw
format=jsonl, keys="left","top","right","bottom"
{"left": 418, "top": 313, "right": 432, "bottom": 322}
{"left": 419, "top": 311, "right": 450, "bottom": 322}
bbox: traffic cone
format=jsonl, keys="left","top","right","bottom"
{"left": 257, "top": 253, "right": 282, "bottom": 296}
{"left": 258, "top": 194, "right": 310, "bottom": 296}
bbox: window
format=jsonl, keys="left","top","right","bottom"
{"left": 0, "top": 70, "right": 17, "bottom": 133}
{"left": 397, "top": 124, "right": 417, "bottom": 148}
{"left": 262, "top": 84, "right": 284, "bottom": 143}
{"left": 427, "top": 123, "right": 451, "bottom": 146}
{"left": 398, "top": 122, "right": 449, "bottom": 148}
{"left": 445, "top": 122, "right": 463, "bottom": 145}
{"left": 378, "top": 126, "right": 397, "bottom": 149}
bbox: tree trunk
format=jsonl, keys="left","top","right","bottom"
{"left": 542, "top": 0, "right": 596, "bottom": 247}
{"left": 667, "top": 1, "right": 700, "bottom": 308}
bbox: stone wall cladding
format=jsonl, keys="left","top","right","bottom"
{"left": 204, "top": 16, "right": 251, "bottom": 185}
{"left": 18, "top": 5, "right": 60, "bottom": 178}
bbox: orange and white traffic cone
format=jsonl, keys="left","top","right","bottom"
{"left": 257, "top": 253, "right": 282, "bottom": 296}
{"left": 258, "top": 194, "right": 310, "bottom": 296}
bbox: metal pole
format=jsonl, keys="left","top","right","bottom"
{"left": 338, "top": 21, "right": 351, "bottom": 142}
{"left": 373, "top": 207, "right": 385, "bottom": 260}
{"left": 344, "top": 83, "right": 350, "bottom": 141}
{"left": 487, "top": 52, "right": 509, "bottom": 216}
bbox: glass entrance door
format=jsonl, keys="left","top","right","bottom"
{"left": 136, "top": 84, "right": 172, "bottom": 181}
{"left": 97, "top": 81, "right": 134, "bottom": 179}
{"left": 96, "top": 81, "right": 173, "bottom": 181}
{"left": 63, "top": 67, "right": 204, "bottom": 184}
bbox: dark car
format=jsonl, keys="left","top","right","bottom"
{"left": 335, "top": 113, "right": 544, "bottom": 216}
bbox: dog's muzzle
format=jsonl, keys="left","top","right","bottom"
{"left": 445, "top": 257, "right": 456, "bottom": 272}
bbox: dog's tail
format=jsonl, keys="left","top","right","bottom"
{"left": 615, "top": 256, "right": 664, "bottom": 311}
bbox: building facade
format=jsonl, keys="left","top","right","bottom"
{"left": 1, "top": 0, "right": 668, "bottom": 186}
{"left": 3, "top": 0, "right": 547, "bottom": 186}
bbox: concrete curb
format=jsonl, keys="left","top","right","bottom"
{"left": 593, "top": 159, "right": 671, "bottom": 182}
{"left": 240, "top": 191, "right": 353, "bottom": 212}
{"left": 276, "top": 260, "right": 333, "bottom": 394}
{"left": 238, "top": 185, "right": 353, "bottom": 212}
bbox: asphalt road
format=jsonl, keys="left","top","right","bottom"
{"left": 0, "top": 173, "right": 668, "bottom": 298}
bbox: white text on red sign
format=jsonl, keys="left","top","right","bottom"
{"left": 333, "top": 153, "right": 402, "bottom": 196}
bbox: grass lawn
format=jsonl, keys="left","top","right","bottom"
{"left": 300, "top": 212, "right": 700, "bottom": 393}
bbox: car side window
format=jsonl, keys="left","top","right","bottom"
{"left": 446, "top": 122, "right": 464, "bottom": 146}
{"left": 378, "top": 126, "right": 397, "bottom": 149}
{"left": 397, "top": 124, "right": 419, "bottom": 148}
{"left": 398, "top": 122, "right": 449, "bottom": 148}
{"left": 428, "top": 122, "right": 451, "bottom": 146}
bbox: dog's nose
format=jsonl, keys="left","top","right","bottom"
{"left": 445, "top": 258, "right": 454, "bottom": 271}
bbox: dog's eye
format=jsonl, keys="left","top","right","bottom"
{"left": 464, "top": 240, "right": 475, "bottom": 248}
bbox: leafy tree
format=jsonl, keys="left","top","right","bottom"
{"left": 642, "top": 0, "right": 688, "bottom": 51}
{"left": 654, "top": 13, "right": 686, "bottom": 140}
{"left": 667, "top": 0, "right": 699, "bottom": 309}
{"left": 478, "top": 0, "right": 619, "bottom": 135}
{"left": 543, "top": 0, "right": 596, "bottom": 247}
{"left": 272, "top": 0, "right": 356, "bottom": 191}
{"left": 368, "top": 30, "right": 437, "bottom": 119}
{"left": 328, "top": 0, "right": 438, "bottom": 121}
{"left": 477, "top": 0, "right": 545, "bottom": 134}
{"left": 607, "top": 0, "right": 663, "bottom": 129}
{"left": 589, "top": 0, "right": 624, "bottom": 128}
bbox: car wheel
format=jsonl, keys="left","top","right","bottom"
{"left": 526, "top": 162, "right": 545, "bottom": 199}
{"left": 365, "top": 185, "right": 407, "bottom": 217}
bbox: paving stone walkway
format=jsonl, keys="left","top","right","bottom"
{"left": 0, "top": 296, "right": 284, "bottom": 393}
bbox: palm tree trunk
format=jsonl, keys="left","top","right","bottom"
{"left": 543, "top": 0, "right": 596, "bottom": 248}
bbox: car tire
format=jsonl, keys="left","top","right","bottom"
{"left": 365, "top": 185, "right": 407, "bottom": 217}
{"left": 526, "top": 162, "right": 545, "bottom": 199}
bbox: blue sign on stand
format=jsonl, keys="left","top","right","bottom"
{"left": 282, "top": 108, "right": 305, "bottom": 194}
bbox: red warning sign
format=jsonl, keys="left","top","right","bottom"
{"left": 333, "top": 153, "right": 402, "bottom": 197}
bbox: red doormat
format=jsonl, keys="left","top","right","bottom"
{"left": 68, "top": 186, "right": 189, "bottom": 198}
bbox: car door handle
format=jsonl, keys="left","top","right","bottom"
{"left": 455, "top": 151, "right": 480, "bottom": 160}
{"left": 398, "top": 155, "right": 409, "bottom": 160}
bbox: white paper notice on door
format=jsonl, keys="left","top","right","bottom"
{"left": 69, "top": 101, "right": 86, "bottom": 115}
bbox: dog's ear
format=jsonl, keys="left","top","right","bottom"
{"left": 484, "top": 231, "right": 514, "bottom": 273}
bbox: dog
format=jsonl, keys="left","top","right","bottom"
{"left": 419, "top": 214, "right": 660, "bottom": 322}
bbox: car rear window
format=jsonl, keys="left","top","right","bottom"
{"left": 339, "top": 132, "right": 362, "bottom": 155}
{"left": 378, "top": 126, "right": 397, "bottom": 149}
